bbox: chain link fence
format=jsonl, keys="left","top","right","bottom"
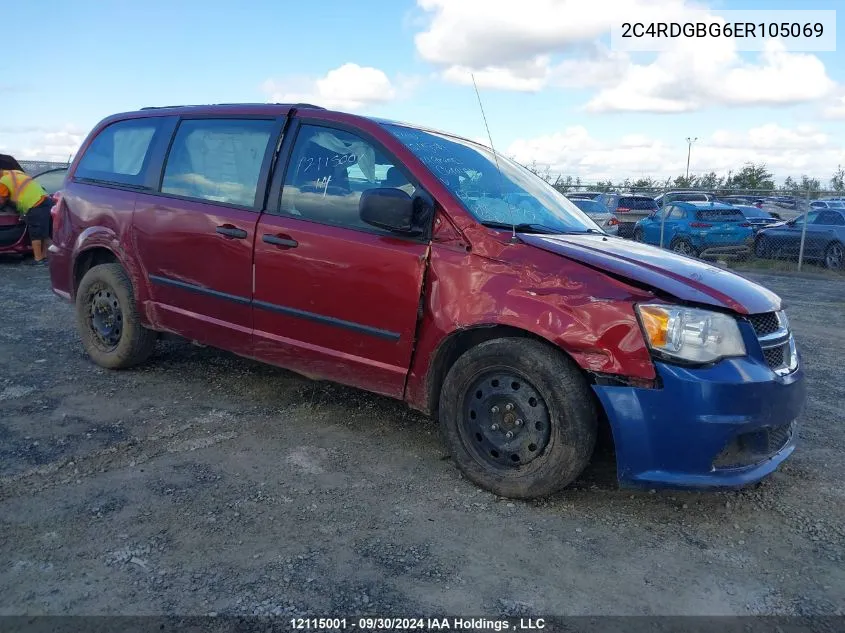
{"left": 19, "top": 160, "right": 71, "bottom": 175}
{"left": 560, "top": 184, "right": 845, "bottom": 276}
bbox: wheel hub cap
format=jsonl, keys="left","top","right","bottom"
{"left": 89, "top": 287, "right": 123, "bottom": 349}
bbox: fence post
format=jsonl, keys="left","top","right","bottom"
{"left": 659, "top": 186, "right": 667, "bottom": 248}
{"left": 797, "top": 185, "right": 810, "bottom": 272}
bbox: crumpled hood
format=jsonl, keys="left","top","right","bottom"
{"left": 520, "top": 233, "right": 781, "bottom": 315}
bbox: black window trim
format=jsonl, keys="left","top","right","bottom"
{"left": 265, "top": 116, "right": 434, "bottom": 244}
{"left": 71, "top": 116, "right": 178, "bottom": 192}
{"left": 148, "top": 114, "right": 287, "bottom": 212}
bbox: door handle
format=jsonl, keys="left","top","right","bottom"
{"left": 216, "top": 225, "right": 247, "bottom": 239}
{"left": 263, "top": 234, "right": 298, "bottom": 249}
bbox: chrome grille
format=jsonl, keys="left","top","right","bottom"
{"left": 748, "top": 310, "right": 797, "bottom": 375}
{"left": 748, "top": 312, "right": 781, "bottom": 336}
{"left": 762, "top": 345, "right": 785, "bottom": 368}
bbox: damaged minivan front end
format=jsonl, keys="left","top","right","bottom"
{"left": 520, "top": 233, "right": 806, "bottom": 488}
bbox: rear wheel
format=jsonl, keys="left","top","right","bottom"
{"left": 824, "top": 242, "right": 844, "bottom": 269}
{"left": 755, "top": 236, "right": 770, "bottom": 259}
{"left": 670, "top": 238, "right": 697, "bottom": 257}
{"left": 438, "top": 338, "right": 597, "bottom": 499}
{"left": 75, "top": 263, "right": 156, "bottom": 369}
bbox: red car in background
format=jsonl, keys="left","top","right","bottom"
{"left": 0, "top": 154, "right": 67, "bottom": 256}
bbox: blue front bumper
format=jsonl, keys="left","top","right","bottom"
{"left": 593, "top": 357, "right": 807, "bottom": 489}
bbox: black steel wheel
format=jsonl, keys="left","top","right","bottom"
{"left": 75, "top": 263, "right": 156, "bottom": 369}
{"left": 438, "top": 337, "right": 598, "bottom": 499}
{"left": 86, "top": 283, "right": 123, "bottom": 352}
{"left": 460, "top": 370, "right": 552, "bottom": 469}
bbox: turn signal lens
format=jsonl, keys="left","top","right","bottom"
{"left": 639, "top": 305, "right": 669, "bottom": 347}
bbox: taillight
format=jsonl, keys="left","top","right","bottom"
{"left": 739, "top": 222, "right": 751, "bottom": 227}
{"left": 690, "top": 222, "right": 712, "bottom": 228}
{"left": 606, "top": 217, "right": 619, "bottom": 226}
{"left": 616, "top": 207, "right": 631, "bottom": 213}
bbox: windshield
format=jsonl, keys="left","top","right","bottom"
{"left": 382, "top": 123, "right": 599, "bottom": 233}
{"left": 33, "top": 168, "right": 68, "bottom": 194}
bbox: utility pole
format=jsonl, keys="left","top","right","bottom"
{"left": 685, "top": 137, "right": 698, "bottom": 181}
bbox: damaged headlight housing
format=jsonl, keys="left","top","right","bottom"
{"left": 636, "top": 304, "right": 746, "bottom": 364}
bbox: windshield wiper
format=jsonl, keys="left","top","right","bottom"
{"left": 480, "top": 221, "right": 573, "bottom": 234}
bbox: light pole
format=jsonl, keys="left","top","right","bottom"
{"left": 685, "top": 137, "right": 698, "bottom": 181}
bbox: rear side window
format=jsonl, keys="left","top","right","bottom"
{"left": 619, "top": 196, "right": 658, "bottom": 210}
{"left": 696, "top": 209, "right": 744, "bottom": 222}
{"left": 161, "top": 118, "right": 276, "bottom": 207}
{"left": 815, "top": 211, "right": 845, "bottom": 226}
{"left": 75, "top": 118, "right": 161, "bottom": 185}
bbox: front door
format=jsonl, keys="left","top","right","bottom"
{"left": 252, "top": 122, "right": 430, "bottom": 398}
{"left": 133, "top": 117, "right": 281, "bottom": 355}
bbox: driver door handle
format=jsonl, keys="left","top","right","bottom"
{"left": 263, "top": 234, "right": 298, "bottom": 249}
{"left": 216, "top": 225, "right": 247, "bottom": 239}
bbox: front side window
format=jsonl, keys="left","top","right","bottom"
{"left": 382, "top": 123, "right": 599, "bottom": 234}
{"left": 161, "top": 118, "right": 275, "bottom": 207}
{"left": 75, "top": 118, "right": 161, "bottom": 185}
{"left": 815, "top": 211, "right": 845, "bottom": 226}
{"left": 279, "top": 125, "right": 417, "bottom": 231}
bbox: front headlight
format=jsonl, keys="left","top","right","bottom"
{"left": 636, "top": 304, "right": 746, "bottom": 363}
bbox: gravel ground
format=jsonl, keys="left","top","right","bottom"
{"left": 1, "top": 259, "right": 843, "bottom": 618}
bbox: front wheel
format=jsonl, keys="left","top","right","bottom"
{"left": 75, "top": 263, "right": 156, "bottom": 369}
{"left": 438, "top": 338, "right": 597, "bottom": 499}
{"left": 633, "top": 228, "right": 644, "bottom": 242}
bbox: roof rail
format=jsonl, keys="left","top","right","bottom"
{"left": 139, "top": 102, "right": 328, "bottom": 111}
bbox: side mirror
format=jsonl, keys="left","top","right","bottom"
{"left": 359, "top": 188, "right": 419, "bottom": 234}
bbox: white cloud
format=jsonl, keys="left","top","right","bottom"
{"left": 586, "top": 40, "right": 836, "bottom": 113}
{"left": 414, "top": 0, "right": 837, "bottom": 110}
{"left": 0, "top": 125, "right": 83, "bottom": 162}
{"left": 824, "top": 94, "right": 845, "bottom": 120}
{"left": 262, "top": 63, "right": 397, "bottom": 111}
{"left": 506, "top": 123, "right": 845, "bottom": 182}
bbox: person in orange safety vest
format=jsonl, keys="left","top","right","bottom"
{"left": 0, "top": 169, "right": 52, "bottom": 264}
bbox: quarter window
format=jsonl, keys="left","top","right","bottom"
{"left": 161, "top": 118, "right": 275, "bottom": 207}
{"left": 279, "top": 125, "right": 416, "bottom": 231}
{"left": 75, "top": 118, "right": 161, "bottom": 186}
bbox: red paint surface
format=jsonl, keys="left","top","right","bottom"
{"left": 50, "top": 104, "right": 783, "bottom": 415}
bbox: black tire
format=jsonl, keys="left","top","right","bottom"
{"left": 824, "top": 241, "right": 844, "bottom": 269}
{"left": 75, "top": 263, "right": 156, "bottom": 369}
{"left": 670, "top": 238, "right": 697, "bottom": 257}
{"left": 438, "top": 337, "right": 597, "bottom": 499}
{"left": 754, "top": 236, "right": 770, "bottom": 259}
{"left": 633, "top": 228, "right": 644, "bottom": 242}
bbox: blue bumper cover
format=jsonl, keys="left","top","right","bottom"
{"left": 592, "top": 358, "right": 807, "bottom": 489}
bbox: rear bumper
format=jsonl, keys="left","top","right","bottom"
{"left": 592, "top": 357, "right": 806, "bottom": 489}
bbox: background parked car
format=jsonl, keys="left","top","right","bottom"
{"left": 653, "top": 190, "right": 715, "bottom": 208}
{"left": 633, "top": 201, "right": 754, "bottom": 259}
{"left": 596, "top": 193, "right": 659, "bottom": 238}
{"left": 567, "top": 197, "right": 619, "bottom": 235}
{"left": 755, "top": 209, "right": 845, "bottom": 269}
{"left": 809, "top": 200, "right": 845, "bottom": 210}
{"left": 566, "top": 191, "right": 603, "bottom": 200}
{"left": 0, "top": 159, "right": 67, "bottom": 257}
{"left": 731, "top": 204, "right": 781, "bottom": 232}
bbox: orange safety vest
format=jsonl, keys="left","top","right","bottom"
{"left": 0, "top": 170, "right": 47, "bottom": 214}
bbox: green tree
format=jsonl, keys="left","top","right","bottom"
{"left": 831, "top": 165, "right": 845, "bottom": 192}
{"left": 727, "top": 162, "right": 774, "bottom": 192}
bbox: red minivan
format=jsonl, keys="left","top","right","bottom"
{"left": 49, "top": 104, "right": 806, "bottom": 499}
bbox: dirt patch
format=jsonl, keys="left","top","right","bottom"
{"left": 1, "top": 259, "right": 843, "bottom": 616}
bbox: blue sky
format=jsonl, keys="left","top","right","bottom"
{"left": 3, "top": 0, "right": 844, "bottom": 184}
